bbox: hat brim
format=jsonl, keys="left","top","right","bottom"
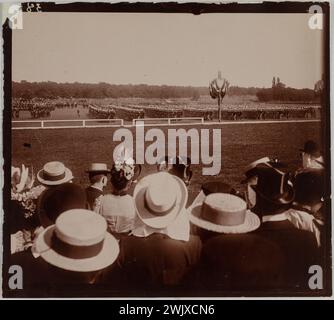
{"left": 252, "top": 184, "right": 295, "bottom": 205}
{"left": 35, "top": 226, "right": 120, "bottom": 272}
{"left": 134, "top": 175, "right": 188, "bottom": 229}
{"left": 189, "top": 204, "right": 261, "bottom": 234}
{"left": 37, "top": 168, "right": 73, "bottom": 186}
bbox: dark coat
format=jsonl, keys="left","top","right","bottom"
{"left": 194, "top": 233, "right": 285, "bottom": 294}
{"left": 116, "top": 233, "right": 202, "bottom": 292}
{"left": 85, "top": 186, "right": 103, "bottom": 210}
{"left": 258, "top": 219, "right": 320, "bottom": 292}
{"left": 4, "top": 249, "right": 110, "bottom": 298}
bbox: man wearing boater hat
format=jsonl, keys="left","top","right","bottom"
{"left": 116, "top": 172, "right": 202, "bottom": 292}
{"left": 188, "top": 192, "right": 285, "bottom": 292}
{"left": 8, "top": 209, "right": 120, "bottom": 297}
{"left": 85, "top": 163, "right": 110, "bottom": 210}
{"left": 36, "top": 161, "right": 74, "bottom": 219}
{"left": 252, "top": 165, "right": 320, "bottom": 291}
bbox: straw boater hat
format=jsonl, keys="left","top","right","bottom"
{"left": 35, "top": 209, "right": 119, "bottom": 272}
{"left": 85, "top": 163, "right": 110, "bottom": 174}
{"left": 134, "top": 172, "right": 188, "bottom": 229}
{"left": 189, "top": 193, "right": 260, "bottom": 234}
{"left": 37, "top": 161, "right": 73, "bottom": 186}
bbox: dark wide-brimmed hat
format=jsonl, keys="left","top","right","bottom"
{"left": 252, "top": 166, "right": 294, "bottom": 205}
{"left": 37, "top": 161, "right": 73, "bottom": 186}
{"left": 36, "top": 209, "right": 119, "bottom": 272}
{"left": 300, "top": 140, "right": 321, "bottom": 157}
{"left": 241, "top": 157, "right": 287, "bottom": 184}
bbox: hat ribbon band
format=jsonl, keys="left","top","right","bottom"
{"left": 144, "top": 195, "right": 176, "bottom": 217}
{"left": 51, "top": 233, "right": 104, "bottom": 259}
{"left": 43, "top": 171, "right": 66, "bottom": 181}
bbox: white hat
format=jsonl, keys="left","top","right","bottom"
{"left": 35, "top": 209, "right": 119, "bottom": 272}
{"left": 189, "top": 193, "right": 260, "bottom": 234}
{"left": 37, "top": 161, "right": 73, "bottom": 186}
{"left": 134, "top": 172, "right": 188, "bottom": 229}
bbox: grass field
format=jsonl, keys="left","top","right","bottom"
{"left": 12, "top": 121, "right": 322, "bottom": 206}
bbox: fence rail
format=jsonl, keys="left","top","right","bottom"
{"left": 11, "top": 117, "right": 320, "bottom": 130}
{"left": 12, "top": 118, "right": 124, "bottom": 130}
{"left": 132, "top": 117, "right": 204, "bottom": 126}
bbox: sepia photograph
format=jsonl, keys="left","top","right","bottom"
{"left": 1, "top": 1, "right": 331, "bottom": 299}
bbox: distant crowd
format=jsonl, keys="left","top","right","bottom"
{"left": 7, "top": 140, "right": 327, "bottom": 297}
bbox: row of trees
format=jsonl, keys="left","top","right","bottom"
{"left": 256, "top": 87, "right": 318, "bottom": 102}
{"left": 12, "top": 80, "right": 320, "bottom": 102}
{"left": 256, "top": 77, "right": 320, "bottom": 103}
{"left": 12, "top": 81, "right": 260, "bottom": 100}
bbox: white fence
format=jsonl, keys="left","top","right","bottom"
{"left": 132, "top": 117, "right": 204, "bottom": 126}
{"left": 12, "top": 119, "right": 124, "bottom": 130}
{"left": 11, "top": 117, "right": 320, "bottom": 130}
{"left": 12, "top": 117, "right": 205, "bottom": 129}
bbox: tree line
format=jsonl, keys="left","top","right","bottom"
{"left": 256, "top": 77, "right": 320, "bottom": 103}
{"left": 12, "top": 81, "right": 260, "bottom": 100}
{"left": 12, "top": 80, "right": 319, "bottom": 102}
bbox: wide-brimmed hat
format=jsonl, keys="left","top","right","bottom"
{"left": 35, "top": 209, "right": 119, "bottom": 272}
{"left": 300, "top": 140, "right": 321, "bottom": 157}
{"left": 189, "top": 193, "right": 260, "bottom": 234}
{"left": 241, "top": 157, "right": 286, "bottom": 184}
{"left": 37, "top": 161, "right": 73, "bottom": 186}
{"left": 134, "top": 172, "right": 188, "bottom": 229}
{"left": 252, "top": 166, "right": 294, "bottom": 205}
{"left": 85, "top": 163, "right": 110, "bottom": 174}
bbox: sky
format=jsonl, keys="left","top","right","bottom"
{"left": 12, "top": 12, "right": 324, "bottom": 89}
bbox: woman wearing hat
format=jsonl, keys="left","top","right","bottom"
{"left": 252, "top": 165, "right": 320, "bottom": 291}
{"left": 117, "top": 172, "right": 201, "bottom": 291}
{"left": 97, "top": 158, "right": 141, "bottom": 236}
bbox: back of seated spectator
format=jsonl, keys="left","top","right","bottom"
{"left": 85, "top": 163, "right": 109, "bottom": 211}
{"left": 38, "top": 182, "right": 87, "bottom": 227}
{"left": 98, "top": 159, "right": 140, "bottom": 236}
{"left": 287, "top": 170, "right": 325, "bottom": 247}
{"left": 188, "top": 193, "right": 284, "bottom": 292}
{"left": 117, "top": 172, "right": 201, "bottom": 293}
{"left": 252, "top": 165, "right": 320, "bottom": 291}
{"left": 299, "top": 140, "right": 324, "bottom": 170}
{"left": 8, "top": 209, "right": 120, "bottom": 297}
